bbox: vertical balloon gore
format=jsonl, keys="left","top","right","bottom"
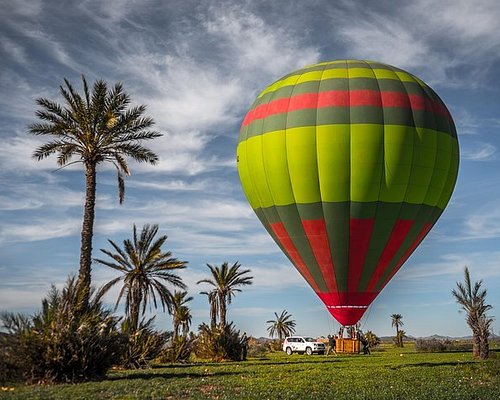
{"left": 237, "top": 60, "right": 459, "bottom": 326}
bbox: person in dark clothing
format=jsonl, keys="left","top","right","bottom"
{"left": 241, "top": 332, "right": 249, "bottom": 360}
{"left": 360, "top": 335, "right": 370, "bottom": 355}
{"left": 326, "top": 334, "right": 337, "bottom": 355}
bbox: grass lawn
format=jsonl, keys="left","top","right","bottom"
{"left": 1, "top": 344, "right": 498, "bottom": 399}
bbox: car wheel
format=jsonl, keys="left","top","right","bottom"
{"left": 286, "top": 347, "right": 293, "bottom": 355}
{"left": 305, "top": 347, "right": 312, "bottom": 356}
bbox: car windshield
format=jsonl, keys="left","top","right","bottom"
{"left": 305, "top": 337, "right": 315, "bottom": 342}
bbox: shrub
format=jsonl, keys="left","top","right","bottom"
{"left": 159, "top": 334, "right": 195, "bottom": 363}
{"left": 0, "top": 315, "right": 29, "bottom": 384}
{"left": 267, "top": 339, "right": 283, "bottom": 353}
{"left": 364, "top": 331, "right": 381, "bottom": 348}
{"left": 194, "top": 323, "right": 243, "bottom": 361}
{"left": 0, "top": 277, "right": 123, "bottom": 384}
{"left": 415, "top": 338, "right": 473, "bottom": 353}
{"left": 246, "top": 338, "right": 269, "bottom": 358}
{"left": 119, "top": 317, "right": 170, "bottom": 369}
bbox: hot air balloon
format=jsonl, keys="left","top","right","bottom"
{"left": 236, "top": 60, "right": 459, "bottom": 326}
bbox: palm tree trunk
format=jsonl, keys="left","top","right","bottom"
{"left": 173, "top": 320, "right": 179, "bottom": 341}
{"left": 478, "top": 333, "right": 489, "bottom": 360}
{"left": 210, "top": 301, "right": 217, "bottom": 330}
{"left": 219, "top": 294, "right": 226, "bottom": 329}
{"left": 77, "top": 162, "right": 97, "bottom": 308}
{"left": 130, "top": 299, "right": 140, "bottom": 332}
{"left": 472, "top": 332, "right": 481, "bottom": 358}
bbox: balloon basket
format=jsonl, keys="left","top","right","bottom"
{"left": 335, "top": 338, "right": 360, "bottom": 354}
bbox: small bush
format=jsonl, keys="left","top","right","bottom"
{"left": 194, "top": 323, "right": 243, "bottom": 361}
{"left": 364, "top": 331, "right": 381, "bottom": 348}
{"left": 415, "top": 338, "right": 473, "bottom": 353}
{"left": 246, "top": 339, "right": 269, "bottom": 358}
{"left": 159, "top": 334, "right": 195, "bottom": 363}
{"left": 0, "top": 316, "right": 28, "bottom": 384}
{"left": 119, "top": 318, "right": 170, "bottom": 369}
{"left": 0, "top": 277, "right": 123, "bottom": 384}
{"left": 267, "top": 339, "right": 283, "bottom": 353}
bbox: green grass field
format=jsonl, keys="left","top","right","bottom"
{"left": 1, "top": 345, "right": 498, "bottom": 400}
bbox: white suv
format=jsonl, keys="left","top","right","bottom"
{"left": 282, "top": 336, "right": 325, "bottom": 355}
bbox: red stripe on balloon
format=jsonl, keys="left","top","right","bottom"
{"left": 366, "top": 219, "right": 414, "bottom": 292}
{"left": 376, "top": 222, "right": 433, "bottom": 291}
{"left": 302, "top": 219, "right": 338, "bottom": 293}
{"left": 270, "top": 222, "right": 320, "bottom": 292}
{"left": 317, "top": 291, "right": 379, "bottom": 326}
{"left": 241, "top": 90, "right": 451, "bottom": 127}
{"left": 347, "top": 218, "right": 375, "bottom": 292}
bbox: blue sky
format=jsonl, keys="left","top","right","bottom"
{"left": 1, "top": 0, "right": 499, "bottom": 338}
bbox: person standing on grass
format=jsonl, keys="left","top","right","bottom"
{"left": 360, "top": 334, "right": 370, "bottom": 355}
{"left": 326, "top": 334, "right": 336, "bottom": 355}
{"left": 241, "top": 332, "right": 249, "bottom": 361}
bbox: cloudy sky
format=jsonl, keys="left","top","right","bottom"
{"left": 1, "top": 0, "right": 499, "bottom": 338}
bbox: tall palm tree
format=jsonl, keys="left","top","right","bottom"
{"left": 391, "top": 314, "right": 404, "bottom": 347}
{"left": 452, "top": 266, "right": 493, "bottom": 359}
{"left": 171, "top": 291, "right": 193, "bottom": 339}
{"left": 197, "top": 262, "right": 253, "bottom": 329}
{"left": 200, "top": 289, "right": 219, "bottom": 330}
{"left": 266, "top": 310, "right": 296, "bottom": 341}
{"left": 29, "top": 76, "right": 161, "bottom": 306}
{"left": 95, "top": 224, "right": 187, "bottom": 331}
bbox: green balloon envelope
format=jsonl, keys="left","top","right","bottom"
{"left": 237, "top": 60, "right": 459, "bottom": 326}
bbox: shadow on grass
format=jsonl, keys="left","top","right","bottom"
{"left": 389, "top": 361, "right": 476, "bottom": 370}
{"left": 106, "top": 370, "right": 239, "bottom": 381}
{"left": 245, "top": 358, "right": 345, "bottom": 367}
{"left": 151, "top": 363, "right": 200, "bottom": 369}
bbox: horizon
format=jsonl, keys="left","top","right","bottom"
{"left": 1, "top": 0, "right": 499, "bottom": 339}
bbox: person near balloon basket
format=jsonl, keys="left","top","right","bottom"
{"left": 326, "top": 334, "right": 337, "bottom": 356}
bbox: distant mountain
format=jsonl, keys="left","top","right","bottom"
{"left": 380, "top": 333, "right": 499, "bottom": 342}
{"left": 252, "top": 333, "right": 499, "bottom": 343}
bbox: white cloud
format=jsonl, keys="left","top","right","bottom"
{"left": 77, "top": 0, "right": 144, "bottom": 24}
{"left": 462, "top": 142, "right": 496, "bottom": 161}
{"left": 463, "top": 206, "right": 500, "bottom": 239}
{"left": 0, "top": 184, "right": 84, "bottom": 211}
{"left": 0, "top": 135, "right": 56, "bottom": 171}
{"left": 204, "top": 5, "right": 320, "bottom": 78}
{"left": 127, "top": 178, "right": 218, "bottom": 192}
{"left": 249, "top": 263, "right": 306, "bottom": 290}
{"left": 330, "top": 0, "right": 500, "bottom": 87}
{"left": 452, "top": 108, "right": 483, "bottom": 135}
{"left": 0, "top": 36, "right": 28, "bottom": 64}
{"left": 0, "top": 217, "right": 81, "bottom": 243}
{"left": 0, "top": 287, "right": 49, "bottom": 310}
{"left": 21, "top": 29, "right": 82, "bottom": 73}
{"left": 399, "top": 251, "right": 500, "bottom": 281}
{"left": 2, "top": 0, "right": 43, "bottom": 18}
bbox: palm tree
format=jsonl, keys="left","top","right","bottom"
{"left": 452, "top": 266, "right": 493, "bottom": 359}
{"left": 171, "top": 291, "right": 193, "bottom": 339}
{"left": 29, "top": 76, "right": 161, "bottom": 306}
{"left": 176, "top": 306, "right": 192, "bottom": 338}
{"left": 197, "top": 262, "right": 253, "bottom": 329}
{"left": 391, "top": 314, "right": 404, "bottom": 347}
{"left": 95, "top": 224, "right": 187, "bottom": 331}
{"left": 266, "top": 310, "right": 296, "bottom": 341}
{"left": 200, "top": 289, "right": 219, "bottom": 330}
